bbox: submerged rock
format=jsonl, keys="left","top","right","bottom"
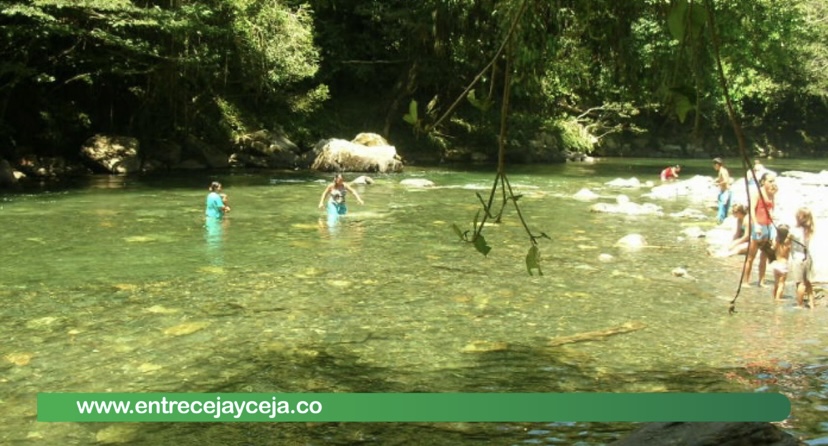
{"left": 163, "top": 321, "right": 209, "bottom": 336}
{"left": 671, "top": 267, "right": 688, "bottom": 277}
{"left": 616, "top": 234, "right": 647, "bottom": 249}
{"left": 681, "top": 227, "right": 706, "bottom": 239}
{"left": 351, "top": 175, "right": 375, "bottom": 185}
{"left": 95, "top": 425, "right": 138, "bottom": 444}
{"left": 400, "top": 178, "right": 435, "bottom": 188}
{"left": 4, "top": 352, "right": 34, "bottom": 366}
{"left": 611, "top": 422, "right": 803, "bottom": 446}
{"left": 573, "top": 188, "right": 599, "bottom": 201}
{"left": 590, "top": 199, "right": 663, "bottom": 216}
{"left": 461, "top": 340, "right": 509, "bottom": 353}
{"left": 606, "top": 177, "right": 641, "bottom": 188}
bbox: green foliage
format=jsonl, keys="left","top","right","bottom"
{"left": 402, "top": 100, "right": 418, "bottom": 125}
{"left": 525, "top": 245, "right": 541, "bottom": 276}
{"left": 797, "top": 0, "right": 828, "bottom": 97}
{"left": 1, "top": 0, "right": 827, "bottom": 163}
{"left": 667, "top": 0, "right": 707, "bottom": 41}
{"left": 288, "top": 84, "right": 331, "bottom": 115}
{"left": 230, "top": 1, "right": 320, "bottom": 92}
{"left": 214, "top": 96, "right": 248, "bottom": 140}
{"left": 466, "top": 89, "right": 493, "bottom": 112}
{"left": 557, "top": 118, "right": 596, "bottom": 154}
{"left": 452, "top": 209, "right": 491, "bottom": 257}
{"left": 473, "top": 233, "right": 492, "bottom": 257}
{"left": 0, "top": 0, "right": 328, "bottom": 154}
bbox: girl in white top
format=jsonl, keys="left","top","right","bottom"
{"left": 790, "top": 207, "right": 815, "bottom": 308}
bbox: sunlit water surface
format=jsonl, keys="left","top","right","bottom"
{"left": 2, "top": 158, "right": 827, "bottom": 445}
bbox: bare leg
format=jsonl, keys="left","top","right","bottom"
{"left": 796, "top": 282, "right": 804, "bottom": 307}
{"left": 742, "top": 240, "right": 759, "bottom": 285}
{"left": 758, "top": 250, "right": 768, "bottom": 287}
{"left": 805, "top": 281, "right": 814, "bottom": 309}
{"left": 774, "top": 273, "right": 787, "bottom": 301}
{"left": 796, "top": 281, "right": 810, "bottom": 308}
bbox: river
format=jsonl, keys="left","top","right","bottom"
{"left": 2, "top": 158, "right": 827, "bottom": 445}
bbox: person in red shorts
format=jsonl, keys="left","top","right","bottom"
{"left": 660, "top": 165, "right": 681, "bottom": 181}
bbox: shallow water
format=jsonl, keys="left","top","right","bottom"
{"left": 2, "top": 158, "right": 828, "bottom": 445}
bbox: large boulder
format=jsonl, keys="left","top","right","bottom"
{"left": 182, "top": 134, "right": 228, "bottom": 169}
{"left": 0, "top": 158, "right": 17, "bottom": 188}
{"left": 18, "top": 155, "right": 89, "bottom": 177}
{"left": 146, "top": 139, "right": 183, "bottom": 168}
{"left": 230, "top": 129, "right": 300, "bottom": 168}
{"left": 351, "top": 132, "right": 388, "bottom": 147}
{"left": 311, "top": 138, "right": 403, "bottom": 173}
{"left": 80, "top": 135, "right": 141, "bottom": 174}
{"left": 611, "top": 422, "right": 803, "bottom": 446}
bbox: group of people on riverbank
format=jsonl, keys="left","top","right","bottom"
{"left": 704, "top": 158, "right": 817, "bottom": 308}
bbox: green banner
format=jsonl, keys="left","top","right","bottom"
{"left": 37, "top": 392, "right": 790, "bottom": 422}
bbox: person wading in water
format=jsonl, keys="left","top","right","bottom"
{"left": 318, "top": 174, "right": 364, "bottom": 222}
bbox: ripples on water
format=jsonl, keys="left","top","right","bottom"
{"left": 2, "top": 159, "right": 827, "bottom": 444}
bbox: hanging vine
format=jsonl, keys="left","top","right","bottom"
{"left": 450, "top": 27, "right": 551, "bottom": 275}
{"left": 406, "top": 0, "right": 551, "bottom": 274}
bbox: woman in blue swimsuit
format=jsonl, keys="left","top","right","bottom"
{"left": 318, "top": 174, "right": 364, "bottom": 218}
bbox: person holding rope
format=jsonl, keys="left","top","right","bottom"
{"left": 742, "top": 172, "right": 778, "bottom": 287}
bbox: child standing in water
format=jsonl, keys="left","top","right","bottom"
{"left": 791, "top": 207, "right": 816, "bottom": 308}
{"left": 770, "top": 224, "right": 792, "bottom": 302}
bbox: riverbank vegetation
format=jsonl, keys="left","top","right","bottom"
{"left": 1, "top": 0, "right": 826, "bottom": 169}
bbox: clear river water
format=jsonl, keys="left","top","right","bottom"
{"left": 2, "top": 158, "right": 827, "bottom": 445}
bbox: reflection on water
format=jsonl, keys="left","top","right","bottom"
{"left": 324, "top": 201, "right": 341, "bottom": 233}
{"left": 204, "top": 217, "right": 226, "bottom": 266}
{"left": 2, "top": 160, "right": 828, "bottom": 444}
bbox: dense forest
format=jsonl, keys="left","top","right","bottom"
{"left": 1, "top": 0, "right": 827, "bottom": 174}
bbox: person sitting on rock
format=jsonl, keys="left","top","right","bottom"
{"left": 710, "top": 204, "right": 750, "bottom": 257}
